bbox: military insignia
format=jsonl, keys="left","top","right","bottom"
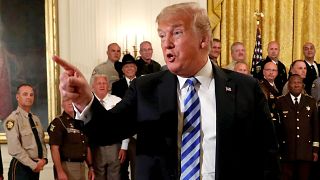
{"left": 306, "top": 106, "right": 310, "bottom": 111}
{"left": 50, "top": 124, "right": 55, "bottom": 132}
{"left": 255, "top": 66, "right": 261, "bottom": 73}
{"left": 225, "top": 87, "right": 232, "bottom": 92}
{"left": 6, "top": 120, "right": 14, "bottom": 130}
{"left": 270, "top": 94, "right": 274, "bottom": 99}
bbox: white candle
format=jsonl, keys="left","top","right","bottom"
{"left": 135, "top": 34, "right": 137, "bottom": 47}
{"left": 126, "top": 35, "right": 128, "bottom": 50}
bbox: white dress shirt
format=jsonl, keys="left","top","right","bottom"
{"left": 96, "top": 93, "right": 129, "bottom": 150}
{"left": 177, "top": 59, "right": 216, "bottom": 180}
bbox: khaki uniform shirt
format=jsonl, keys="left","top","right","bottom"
{"left": 4, "top": 106, "right": 47, "bottom": 170}
{"left": 91, "top": 60, "right": 120, "bottom": 91}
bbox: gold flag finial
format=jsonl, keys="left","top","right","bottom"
{"left": 254, "top": 11, "right": 264, "bottom": 25}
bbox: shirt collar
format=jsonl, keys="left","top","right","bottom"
{"left": 17, "top": 106, "right": 30, "bottom": 118}
{"left": 125, "top": 76, "right": 136, "bottom": 85}
{"left": 290, "top": 93, "right": 301, "bottom": 103}
{"left": 305, "top": 60, "right": 315, "bottom": 66}
{"left": 177, "top": 59, "right": 213, "bottom": 90}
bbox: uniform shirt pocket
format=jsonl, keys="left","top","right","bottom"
{"left": 20, "top": 129, "right": 35, "bottom": 148}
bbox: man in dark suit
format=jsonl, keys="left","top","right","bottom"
{"left": 112, "top": 54, "right": 138, "bottom": 180}
{"left": 275, "top": 74, "right": 319, "bottom": 180}
{"left": 53, "top": 2, "right": 279, "bottom": 180}
{"left": 253, "top": 41, "right": 287, "bottom": 93}
{"left": 303, "top": 42, "right": 320, "bottom": 95}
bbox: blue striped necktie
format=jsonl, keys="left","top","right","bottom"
{"left": 181, "top": 77, "right": 201, "bottom": 180}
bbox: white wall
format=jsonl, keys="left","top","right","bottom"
{"left": 58, "top": 0, "right": 207, "bottom": 81}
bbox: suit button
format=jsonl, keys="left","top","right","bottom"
{"left": 297, "top": 135, "right": 300, "bottom": 138}
{"left": 297, "top": 111, "right": 299, "bottom": 114}
{"left": 297, "top": 127, "right": 300, "bottom": 130}
{"left": 297, "top": 118, "right": 299, "bottom": 121}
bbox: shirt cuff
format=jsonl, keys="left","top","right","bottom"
{"left": 74, "top": 96, "right": 94, "bottom": 125}
{"left": 121, "top": 138, "right": 130, "bottom": 150}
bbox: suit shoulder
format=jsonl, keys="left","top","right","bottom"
{"left": 222, "top": 68, "right": 258, "bottom": 85}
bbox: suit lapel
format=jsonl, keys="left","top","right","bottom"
{"left": 213, "top": 65, "right": 235, "bottom": 178}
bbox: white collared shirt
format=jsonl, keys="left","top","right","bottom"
{"left": 290, "top": 93, "right": 301, "bottom": 104}
{"left": 125, "top": 76, "right": 136, "bottom": 86}
{"left": 177, "top": 59, "right": 216, "bottom": 179}
{"left": 96, "top": 93, "right": 129, "bottom": 150}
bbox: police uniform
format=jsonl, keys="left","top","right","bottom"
{"left": 254, "top": 56, "right": 288, "bottom": 93}
{"left": 48, "top": 111, "right": 88, "bottom": 180}
{"left": 275, "top": 93, "right": 319, "bottom": 180}
{"left": 259, "top": 78, "right": 282, "bottom": 122}
{"left": 4, "top": 106, "right": 47, "bottom": 180}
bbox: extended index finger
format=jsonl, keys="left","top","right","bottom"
{"left": 52, "top": 55, "right": 77, "bottom": 72}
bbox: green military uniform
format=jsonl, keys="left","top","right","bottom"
{"left": 4, "top": 106, "right": 47, "bottom": 180}
{"left": 48, "top": 111, "right": 88, "bottom": 180}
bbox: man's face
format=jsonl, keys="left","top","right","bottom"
{"left": 157, "top": 13, "right": 207, "bottom": 77}
{"left": 62, "top": 99, "right": 74, "bottom": 115}
{"left": 267, "top": 42, "right": 280, "bottom": 60}
{"left": 288, "top": 76, "right": 304, "bottom": 96}
{"left": 122, "top": 63, "right": 137, "bottom": 79}
{"left": 16, "top": 86, "right": 34, "bottom": 109}
{"left": 234, "top": 63, "right": 249, "bottom": 75}
{"left": 303, "top": 43, "right": 316, "bottom": 60}
{"left": 139, "top": 43, "right": 153, "bottom": 64}
{"left": 209, "top": 41, "right": 221, "bottom": 60}
{"left": 107, "top": 44, "right": 121, "bottom": 62}
{"left": 92, "top": 77, "right": 108, "bottom": 99}
{"left": 291, "top": 61, "right": 307, "bottom": 79}
{"left": 263, "top": 62, "right": 278, "bottom": 83}
{"left": 231, "top": 44, "right": 246, "bottom": 62}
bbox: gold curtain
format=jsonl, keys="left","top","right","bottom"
{"left": 208, "top": 0, "right": 320, "bottom": 68}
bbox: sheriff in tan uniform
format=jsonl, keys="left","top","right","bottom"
{"left": 4, "top": 84, "right": 47, "bottom": 180}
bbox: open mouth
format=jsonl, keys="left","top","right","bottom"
{"left": 166, "top": 53, "right": 175, "bottom": 62}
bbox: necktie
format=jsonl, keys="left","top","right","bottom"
{"left": 181, "top": 77, "right": 201, "bottom": 180}
{"left": 28, "top": 113, "right": 43, "bottom": 158}
{"left": 294, "top": 97, "right": 299, "bottom": 109}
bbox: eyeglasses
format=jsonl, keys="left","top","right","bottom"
{"left": 263, "top": 69, "right": 278, "bottom": 72}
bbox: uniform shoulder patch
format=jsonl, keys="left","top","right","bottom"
{"left": 6, "top": 120, "right": 15, "bottom": 130}
{"left": 49, "top": 124, "right": 55, "bottom": 132}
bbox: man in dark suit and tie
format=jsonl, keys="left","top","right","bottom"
{"left": 303, "top": 42, "right": 320, "bottom": 95}
{"left": 53, "top": 2, "right": 279, "bottom": 180}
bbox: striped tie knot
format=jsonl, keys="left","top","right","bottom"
{"left": 181, "top": 77, "right": 201, "bottom": 180}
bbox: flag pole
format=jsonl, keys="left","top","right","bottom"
{"left": 251, "top": 11, "right": 264, "bottom": 77}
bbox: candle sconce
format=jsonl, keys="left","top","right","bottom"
{"left": 133, "top": 45, "right": 138, "bottom": 58}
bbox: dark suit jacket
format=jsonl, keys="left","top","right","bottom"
{"left": 85, "top": 65, "right": 279, "bottom": 180}
{"left": 275, "top": 94, "right": 319, "bottom": 161}
{"left": 304, "top": 60, "right": 320, "bottom": 95}
{"left": 112, "top": 78, "right": 129, "bottom": 98}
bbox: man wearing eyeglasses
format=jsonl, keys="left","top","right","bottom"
{"left": 136, "top": 41, "right": 161, "bottom": 76}
{"left": 260, "top": 61, "right": 282, "bottom": 122}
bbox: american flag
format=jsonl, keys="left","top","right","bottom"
{"left": 250, "top": 26, "right": 263, "bottom": 75}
